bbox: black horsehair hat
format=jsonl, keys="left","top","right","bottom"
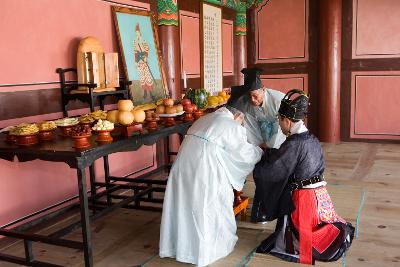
{"left": 241, "top": 67, "right": 263, "bottom": 91}
{"left": 278, "top": 89, "right": 310, "bottom": 121}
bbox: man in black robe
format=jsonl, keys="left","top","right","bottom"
{"left": 252, "top": 89, "right": 354, "bottom": 265}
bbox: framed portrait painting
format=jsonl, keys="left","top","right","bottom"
{"left": 112, "top": 6, "right": 169, "bottom": 105}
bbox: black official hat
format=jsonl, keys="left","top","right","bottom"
{"left": 278, "top": 89, "right": 309, "bottom": 120}
{"left": 241, "top": 67, "right": 263, "bottom": 91}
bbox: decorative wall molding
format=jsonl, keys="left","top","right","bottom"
{"left": 260, "top": 74, "right": 308, "bottom": 94}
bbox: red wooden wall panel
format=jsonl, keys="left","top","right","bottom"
{"left": 255, "top": 0, "right": 308, "bottom": 63}
{"left": 179, "top": 11, "right": 201, "bottom": 78}
{"left": 350, "top": 72, "right": 400, "bottom": 139}
{"left": 222, "top": 19, "right": 234, "bottom": 75}
{"left": 261, "top": 74, "right": 308, "bottom": 94}
{"left": 352, "top": 0, "right": 400, "bottom": 58}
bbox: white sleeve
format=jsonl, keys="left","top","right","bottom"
{"left": 216, "top": 125, "right": 263, "bottom": 190}
{"left": 243, "top": 113, "right": 263, "bottom": 146}
{"left": 265, "top": 127, "right": 286, "bottom": 149}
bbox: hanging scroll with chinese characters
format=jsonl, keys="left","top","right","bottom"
{"left": 201, "top": 2, "right": 222, "bottom": 96}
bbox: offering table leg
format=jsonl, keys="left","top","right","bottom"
{"left": 77, "top": 168, "right": 93, "bottom": 267}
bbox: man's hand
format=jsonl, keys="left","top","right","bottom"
{"left": 259, "top": 143, "right": 268, "bottom": 150}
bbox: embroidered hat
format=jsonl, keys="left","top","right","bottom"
{"left": 278, "top": 89, "right": 309, "bottom": 120}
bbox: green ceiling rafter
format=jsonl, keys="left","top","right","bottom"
{"left": 195, "top": 0, "right": 266, "bottom": 35}
{"left": 157, "top": 0, "right": 179, "bottom": 26}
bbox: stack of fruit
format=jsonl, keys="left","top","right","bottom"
{"left": 106, "top": 100, "right": 146, "bottom": 126}
{"left": 207, "top": 91, "right": 230, "bottom": 107}
{"left": 180, "top": 98, "right": 198, "bottom": 113}
{"left": 155, "top": 98, "right": 184, "bottom": 115}
{"left": 185, "top": 88, "right": 209, "bottom": 110}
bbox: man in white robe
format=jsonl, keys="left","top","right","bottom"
{"left": 159, "top": 107, "right": 263, "bottom": 266}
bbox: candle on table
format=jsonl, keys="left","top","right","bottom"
{"left": 183, "top": 71, "right": 187, "bottom": 89}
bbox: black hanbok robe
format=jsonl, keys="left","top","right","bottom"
{"left": 251, "top": 131, "right": 354, "bottom": 264}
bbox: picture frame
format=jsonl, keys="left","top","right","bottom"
{"left": 112, "top": 6, "right": 169, "bottom": 105}
{"left": 200, "top": 2, "right": 223, "bottom": 96}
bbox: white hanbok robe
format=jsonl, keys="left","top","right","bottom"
{"left": 159, "top": 108, "right": 263, "bottom": 266}
{"left": 231, "top": 89, "right": 286, "bottom": 148}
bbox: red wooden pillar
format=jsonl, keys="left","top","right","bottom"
{"left": 318, "top": 0, "right": 342, "bottom": 143}
{"left": 159, "top": 25, "right": 182, "bottom": 100}
{"left": 234, "top": 35, "right": 247, "bottom": 85}
{"left": 157, "top": 1, "right": 182, "bottom": 164}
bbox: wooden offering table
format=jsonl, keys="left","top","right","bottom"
{"left": 0, "top": 121, "right": 192, "bottom": 267}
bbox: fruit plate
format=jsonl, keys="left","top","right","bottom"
{"left": 158, "top": 111, "right": 185, "bottom": 118}
{"left": 207, "top": 102, "right": 227, "bottom": 109}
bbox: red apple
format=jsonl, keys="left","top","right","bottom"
{"left": 191, "top": 104, "right": 198, "bottom": 112}
{"left": 184, "top": 104, "right": 194, "bottom": 113}
{"left": 181, "top": 98, "right": 191, "bottom": 106}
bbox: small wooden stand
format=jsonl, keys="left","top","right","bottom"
{"left": 71, "top": 134, "right": 91, "bottom": 149}
{"left": 146, "top": 118, "right": 159, "bottom": 132}
{"left": 95, "top": 130, "right": 113, "bottom": 143}
{"left": 17, "top": 134, "right": 39, "bottom": 146}
{"left": 58, "top": 125, "right": 75, "bottom": 137}
{"left": 193, "top": 110, "right": 204, "bottom": 120}
{"left": 233, "top": 190, "right": 249, "bottom": 221}
{"left": 6, "top": 134, "right": 17, "bottom": 143}
{"left": 163, "top": 117, "right": 176, "bottom": 127}
{"left": 234, "top": 189, "right": 243, "bottom": 206}
{"left": 183, "top": 111, "right": 194, "bottom": 122}
{"left": 233, "top": 196, "right": 249, "bottom": 221}
{"left": 114, "top": 123, "right": 143, "bottom": 137}
{"left": 39, "top": 130, "right": 55, "bottom": 141}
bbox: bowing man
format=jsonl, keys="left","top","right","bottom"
{"left": 159, "top": 106, "right": 263, "bottom": 267}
